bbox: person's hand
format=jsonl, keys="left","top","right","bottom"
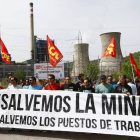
{"left": 126, "top": 92, "right": 130, "bottom": 95}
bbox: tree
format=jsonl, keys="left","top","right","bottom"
{"left": 111, "top": 72, "right": 121, "bottom": 81}
{"left": 121, "top": 61, "right": 133, "bottom": 79}
{"left": 83, "top": 62, "right": 99, "bottom": 80}
{"left": 1, "top": 78, "right": 9, "bottom": 89}
{"left": 111, "top": 52, "right": 140, "bottom": 80}
{"left": 14, "top": 69, "right": 25, "bottom": 84}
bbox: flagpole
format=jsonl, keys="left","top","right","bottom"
{"left": 131, "top": 64, "right": 137, "bottom": 93}
{"left": 46, "top": 35, "right": 49, "bottom": 80}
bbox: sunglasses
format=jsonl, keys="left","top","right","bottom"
{"left": 10, "top": 79, "right": 14, "bottom": 81}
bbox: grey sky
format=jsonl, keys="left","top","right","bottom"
{"left": 0, "top": 0, "right": 140, "bottom": 62}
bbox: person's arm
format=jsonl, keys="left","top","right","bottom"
{"left": 95, "top": 86, "right": 99, "bottom": 93}
{"left": 127, "top": 85, "right": 132, "bottom": 95}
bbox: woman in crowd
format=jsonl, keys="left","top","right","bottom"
{"left": 23, "top": 79, "right": 30, "bottom": 89}
{"left": 36, "top": 79, "right": 44, "bottom": 89}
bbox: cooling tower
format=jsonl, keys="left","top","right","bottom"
{"left": 72, "top": 43, "right": 89, "bottom": 77}
{"left": 100, "top": 32, "right": 123, "bottom": 76}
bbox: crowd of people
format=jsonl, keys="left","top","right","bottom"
{"left": 5, "top": 73, "right": 140, "bottom": 96}
{"left": 1, "top": 73, "right": 140, "bottom": 133}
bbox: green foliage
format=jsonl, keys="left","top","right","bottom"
{"left": 121, "top": 61, "right": 133, "bottom": 79}
{"left": 83, "top": 62, "right": 99, "bottom": 80}
{"left": 111, "top": 51, "right": 140, "bottom": 80}
{"left": 0, "top": 78, "right": 9, "bottom": 89}
{"left": 14, "top": 69, "right": 25, "bottom": 84}
{"left": 111, "top": 72, "right": 121, "bottom": 81}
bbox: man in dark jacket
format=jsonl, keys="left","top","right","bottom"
{"left": 132, "top": 74, "right": 140, "bottom": 95}
{"left": 80, "top": 78, "right": 95, "bottom": 93}
{"left": 114, "top": 75, "right": 132, "bottom": 95}
{"left": 76, "top": 74, "right": 84, "bottom": 91}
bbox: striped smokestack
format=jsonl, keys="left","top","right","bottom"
{"left": 30, "top": 2, "right": 34, "bottom": 60}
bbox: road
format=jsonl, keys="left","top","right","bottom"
{"left": 0, "top": 129, "right": 138, "bottom": 140}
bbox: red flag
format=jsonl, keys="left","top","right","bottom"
{"left": 130, "top": 53, "right": 140, "bottom": 76}
{"left": 47, "top": 35, "right": 63, "bottom": 67}
{"left": 0, "top": 38, "right": 10, "bottom": 64}
{"left": 102, "top": 36, "right": 116, "bottom": 57}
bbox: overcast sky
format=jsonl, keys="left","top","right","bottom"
{"left": 0, "top": 0, "right": 140, "bottom": 62}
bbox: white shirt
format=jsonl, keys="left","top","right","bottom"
{"left": 128, "top": 83, "right": 136, "bottom": 95}
{"left": 8, "top": 85, "right": 22, "bottom": 89}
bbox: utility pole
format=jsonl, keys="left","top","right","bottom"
{"left": 73, "top": 55, "right": 76, "bottom": 83}
{"left": 77, "top": 30, "right": 84, "bottom": 74}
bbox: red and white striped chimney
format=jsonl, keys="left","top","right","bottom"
{"left": 30, "top": 2, "right": 34, "bottom": 60}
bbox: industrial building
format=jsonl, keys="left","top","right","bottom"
{"left": 99, "top": 32, "right": 124, "bottom": 75}
{"left": 71, "top": 43, "right": 90, "bottom": 77}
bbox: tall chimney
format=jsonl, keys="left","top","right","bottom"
{"left": 29, "top": 2, "right": 34, "bottom": 60}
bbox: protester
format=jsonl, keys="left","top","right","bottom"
{"left": 86, "top": 76, "right": 94, "bottom": 88}
{"left": 59, "top": 78, "right": 66, "bottom": 88}
{"left": 92, "top": 79, "right": 98, "bottom": 89}
{"left": 117, "top": 76, "right": 121, "bottom": 84}
{"left": 61, "top": 76, "right": 77, "bottom": 91}
{"left": 8, "top": 77, "right": 22, "bottom": 89}
{"left": 76, "top": 73, "right": 85, "bottom": 91}
{"left": 44, "top": 74, "right": 60, "bottom": 90}
{"left": 8, "top": 76, "right": 22, "bottom": 132}
{"left": 95, "top": 75, "right": 114, "bottom": 93}
{"left": 114, "top": 75, "right": 132, "bottom": 95}
{"left": 27, "top": 77, "right": 42, "bottom": 90}
{"left": 80, "top": 78, "right": 95, "bottom": 93}
{"left": 20, "top": 79, "right": 25, "bottom": 87}
{"left": 112, "top": 79, "right": 117, "bottom": 84}
{"left": 132, "top": 74, "right": 140, "bottom": 95}
{"left": 126, "top": 79, "right": 136, "bottom": 95}
{"left": 107, "top": 75, "right": 116, "bottom": 89}
{"left": 23, "top": 79, "right": 30, "bottom": 89}
{"left": 7, "top": 76, "right": 13, "bottom": 88}
{"left": 36, "top": 79, "right": 44, "bottom": 88}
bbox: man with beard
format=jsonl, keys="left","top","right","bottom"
{"left": 95, "top": 75, "right": 114, "bottom": 93}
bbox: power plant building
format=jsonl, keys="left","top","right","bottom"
{"left": 72, "top": 43, "right": 90, "bottom": 77}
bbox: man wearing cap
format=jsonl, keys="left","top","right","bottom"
{"left": 95, "top": 75, "right": 114, "bottom": 93}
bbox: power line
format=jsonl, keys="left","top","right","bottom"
{"left": 2, "top": 26, "right": 140, "bottom": 31}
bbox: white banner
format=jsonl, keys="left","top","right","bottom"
{"left": 0, "top": 89, "right": 140, "bottom": 137}
{"left": 34, "top": 63, "right": 64, "bottom": 79}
